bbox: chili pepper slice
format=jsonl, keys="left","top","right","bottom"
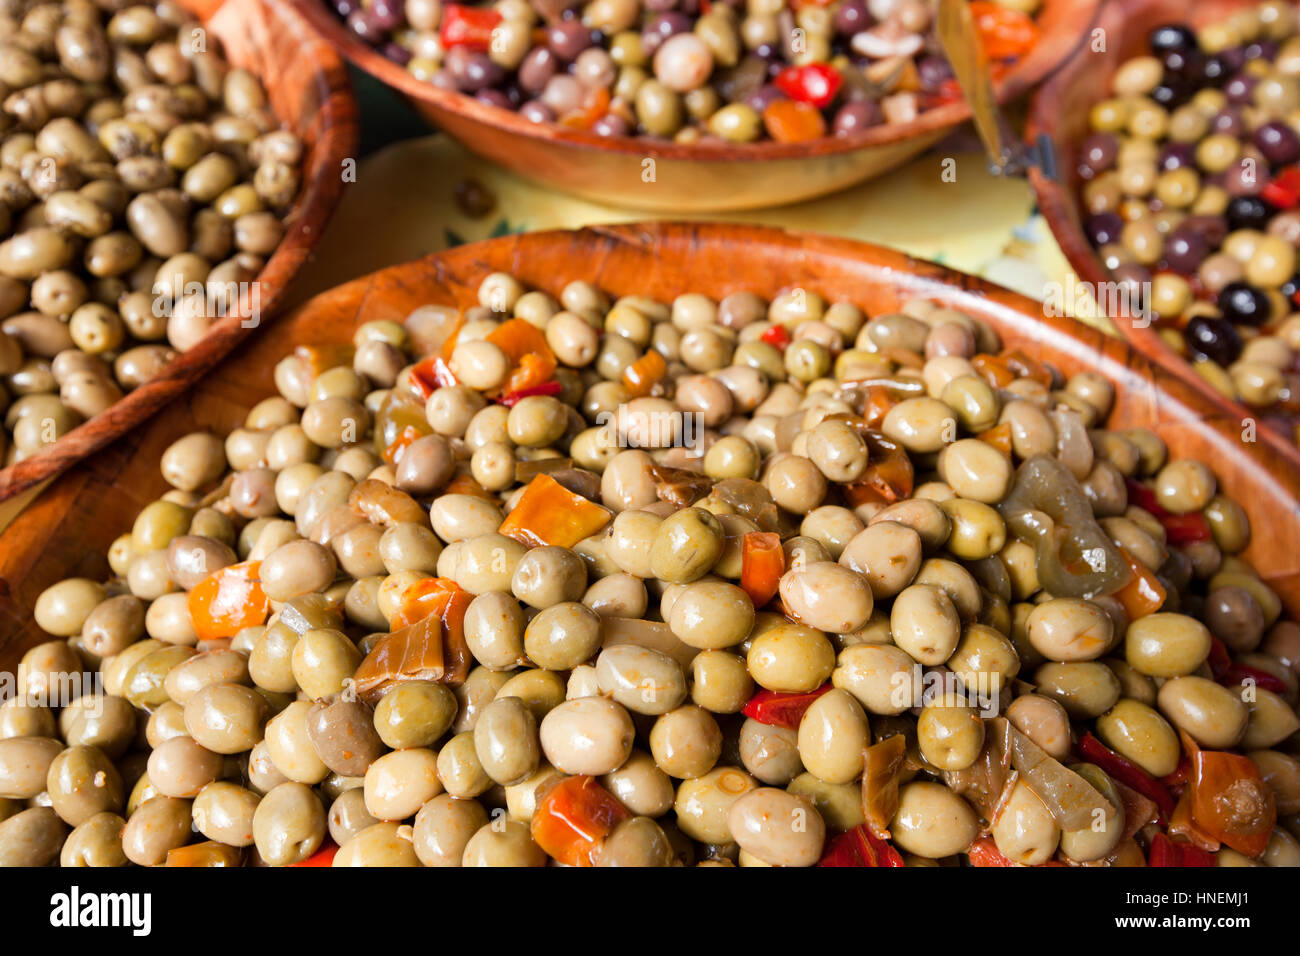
{"left": 1077, "top": 732, "right": 1176, "bottom": 821}
{"left": 760, "top": 324, "right": 791, "bottom": 350}
{"left": 739, "top": 531, "right": 783, "bottom": 606}
{"left": 741, "top": 684, "right": 832, "bottom": 730}
{"left": 1262, "top": 166, "right": 1300, "bottom": 209}
{"left": 1110, "top": 546, "right": 1167, "bottom": 620}
{"left": 966, "top": 835, "right": 1068, "bottom": 867}
{"left": 1124, "top": 478, "right": 1212, "bottom": 545}
{"left": 818, "top": 824, "right": 904, "bottom": 867}
{"left": 499, "top": 379, "right": 564, "bottom": 406}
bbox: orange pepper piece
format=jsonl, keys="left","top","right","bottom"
{"left": 187, "top": 560, "right": 269, "bottom": 642}
{"left": 740, "top": 531, "right": 784, "bottom": 607}
{"left": 383, "top": 424, "right": 423, "bottom": 465}
{"left": 560, "top": 85, "right": 610, "bottom": 130}
{"left": 1189, "top": 748, "right": 1276, "bottom": 859}
{"left": 970, "top": 1, "right": 1040, "bottom": 61}
{"left": 762, "top": 100, "right": 826, "bottom": 143}
{"left": 971, "top": 353, "right": 1016, "bottom": 388}
{"left": 392, "top": 577, "right": 458, "bottom": 630}
{"left": 498, "top": 473, "right": 613, "bottom": 548}
{"left": 486, "top": 318, "right": 558, "bottom": 395}
{"left": 531, "top": 775, "right": 631, "bottom": 866}
{"left": 622, "top": 349, "right": 667, "bottom": 398}
{"left": 1111, "top": 546, "right": 1166, "bottom": 620}
{"left": 295, "top": 343, "right": 354, "bottom": 378}
{"left": 290, "top": 842, "right": 339, "bottom": 867}
{"left": 443, "top": 472, "right": 497, "bottom": 500}
{"left": 977, "top": 421, "right": 1013, "bottom": 455}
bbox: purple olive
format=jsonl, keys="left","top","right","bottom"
{"left": 745, "top": 83, "right": 787, "bottom": 115}
{"left": 1254, "top": 121, "right": 1300, "bottom": 167}
{"left": 475, "top": 89, "right": 512, "bottom": 109}
{"left": 1157, "top": 141, "right": 1195, "bottom": 172}
{"left": 369, "top": 0, "right": 406, "bottom": 31}
{"left": 548, "top": 20, "right": 596, "bottom": 61}
{"left": 833, "top": 0, "right": 870, "bottom": 35}
{"left": 832, "top": 100, "right": 881, "bottom": 135}
{"left": 346, "top": 8, "right": 384, "bottom": 44}
{"left": 592, "top": 114, "right": 631, "bottom": 137}
{"left": 641, "top": 13, "right": 691, "bottom": 56}
{"left": 1085, "top": 211, "right": 1123, "bottom": 247}
{"left": 382, "top": 42, "right": 412, "bottom": 66}
{"left": 1163, "top": 230, "right": 1208, "bottom": 275}
{"left": 1210, "top": 108, "right": 1244, "bottom": 137}
{"left": 334, "top": 0, "right": 361, "bottom": 18}
{"left": 916, "top": 55, "right": 954, "bottom": 92}
{"left": 1223, "top": 73, "right": 1257, "bottom": 105}
{"left": 1185, "top": 315, "right": 1243, "bottom": 366}
{"left": 520, "top": 100, "right": 556, "bottom": 124}
{"left": 518, "top": 47, "right": 559, "bottom": 94}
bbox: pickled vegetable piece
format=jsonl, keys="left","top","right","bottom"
{"left": 498, "top": 473, "right": 613, "bottom": 548}
{"left": 844, "top": 431, "right": 913, "bottom": 505}
{"left": 1000, "top": 456, "right": 1128, "bottom": 599}
{"left": 942, "top": 715, "right": 1012, "bottom": 822}
{"left": 1189, "top": 748, "right": 1276, "bottom": 858}
{"left": 970, "top": 1, "right": 1040, "bottom": 61}
{"left": 1008, "top": 724, "right": 1112, "bottom": 831}
{"left": 967, "top": 835, "right": 1066, "bottom": 867}
{"left": 187, "top": 560, "right": 269, "bottom": 642}
{"left": 296, "top": 343, "right": 354, "bottom": 379}
{"left": 439, "top": 4, "right": 502, "bottom": 51}
{"left": 165, "top": 841, "right": 243, "bottom": 866}
{"left": 863, "top": 734, "right": 907, "bottom": 839}
{"left": 1111, "top": 547, "right": 1166, "bottom": 620}
{"left": 648, "top": 463, "right": 712, "bottom": 507}
{"left": 392, "top": 577, "right": 458, "bottom": 630}
{"left": 977, "top": 422, "right": 1013, "bottom": 455}
{"left": 739, "top": 531, "right": 783, "bottom": 606}
{"left": 486, "top": 318, "right": 557, "bottom": 396}
{"left": 622, "top": 349, "right": 667, "bottom": 398}
{"left": 1147, "top": 832, "right": 1214, "bottom": 867}
{"left": 1077, "top": 732, "right": 1175, "bottom": 820}
{"left": 289, "top": 842, "right": 339, "bottom": 867}
{"left": 531, "top": 775, "right": 631, "bottom": 866}
{"left": 762, "top": 100, "right": 826, "bottom": 143}
{"left": 353, "top": 615, "right": 444, "bottom": 704}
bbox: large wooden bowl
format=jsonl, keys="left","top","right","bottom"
{"left": 1027, "top": 0, "right": 1300, "bottom": 473}
{"left": 0, "top": 0, "right": 359, "bottom": 504}
{"left": 294, "top": 0, "right": 1099, "bottom": 212}
{"left": 4, "top": 222, "right": 1300, "bottom": 672}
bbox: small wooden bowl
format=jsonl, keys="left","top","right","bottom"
{"left": 1027, "top": 0, "right": 1300, "bottom": 472}
{"left": 0, "top": 0, "right": 359, "bottom": 504}
{"left": 4, "top": 221, "right": 1300, "bottom": 672}
{"left": 294, "top": 0, "right": 1099, "bottom": 212}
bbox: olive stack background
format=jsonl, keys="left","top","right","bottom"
{"left": 0, "top": 0, "right": 302, "bottom": 465}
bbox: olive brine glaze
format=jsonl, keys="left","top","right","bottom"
{"left": 0, "top": 0, "right": 304, "bottom": 466}
{"left": 1077, "top": 2, "right": 1300, "bottom": 443}
{"left": 3, "top": 271, "right": 1299, "bottom": 867}
{"left": 324, "top": 0, "right": 1043, "bottom": 144}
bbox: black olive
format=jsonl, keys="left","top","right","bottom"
{"left": 1217, "top": 281, "right": 1270, "bottom": 325}
{"left": 1086, "top": 212, "right": 1123, "bottom": 247}
{"left": 1184, "top": 315, "right": 1243, "bottom": 365}
{"left": 1149, "top": 24, "right": 1198, "bottom": 54}
{"left": 1226, "top": 195, "right": 1270, "bottom": 231}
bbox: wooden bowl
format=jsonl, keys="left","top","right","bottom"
{"left": 1026, "top": 0, "right": 1300, "bottom": 473}
{"left": 293, "top": 0, "right": 1099, "bottom": 212}
{"left": 4, "top": 221, "right": 1300, "bottom": 672}
{"left": 0, "top": 0, "right": 359, "bottom": 504}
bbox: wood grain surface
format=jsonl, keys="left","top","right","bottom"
{"left": 1026, "top": 0, "right": 1300, "bottom": 469}
{"left": 292, "top": 0, "right": 1100, "bottom": 211}
{"left": 3, "top": 222, "right": 1298, "bottom": 672}
{"left": 0, "top": 0, "right": 359, "bottom": 504}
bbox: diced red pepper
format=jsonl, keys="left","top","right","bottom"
{"left": 970, "top": 1, "right": 1040, "bottom": 62}
{"left": 410, "top": 355, "right": 457, "bottom": 398}
{"left": 1220, "top": 664, "right": 1289, "bottom": 695}
{"left": 622, "top": 349, "right": 667, "bottom": 398}
{"left": 760, "top": 324, "right": 791, "bottom": 350}
{"left": 290, "top": 842, "right": 339, "bottom": 867}
{"left": 741, "top": 684, "right": 832, "bottom": 730}
{"left": 774, "top": 63, "right": 843, "bottom": 109}
{"left": 531, "top": 775, "right": 631, "bottom": 866}
{"left": 739, "top": 531, "right": 783, "bottom": 607}
{"left": 1077, "top": 732, "right": 1176, "bottom": 822}
{"left": 382, "top": 424, "right": 423, "bottom": 465}
{"left": 819, "top": 824, "right": 904, "bottom": 867}
{"left": 439, "top": 4, "right": 501, "bottom": 52}
{"left": 1124, "top": 478, "right": 1212, "bottom": 545}
{"left": 1262, "top": 166, "right": 1300, "bottom": 209}
{"left": 1206, "top": 636, "right": 1233, "bottom": 680}
{"left": 1147, "top": 832, "right": 1216, "bottom": 867}
{"left": 498, "top": 379, "right": 564, "bottom": 407}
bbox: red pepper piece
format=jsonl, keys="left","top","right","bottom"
{"left": 439, "top": 4, "right": 501, "bottom": 51}
{"left": 739, "top": 531, "right": 784, "bottom": 607}
{"left": 818, "top": 824, "right": 904, "bottom": 867}
{"left": 1189, "top": 749, "right": 1276, "bottom": 858}
{"left": 1077, "top": 732, "right": 1176, "bottom": 821}
{"left": 1124, "top": 478, "right": 1212, "bottom": 544}
{"left": 1147, "top": 832, "right": 1215, "bottom": 867}
{"left": 1262, "top": 166, "right": 1300, "bottom": 209}
{"left": 1206, "top": 636, "right": 1232, "bottom": 680}
{"left": 410, "top": 355, "right": 456, "bottom": 398}
{"left": 498, "top": 379, "right": 564, "bottom": 407}
{"left": 290, "top": 842, "right": 339, "bottom": 867}
{"left": 1220, "top": 663, "right": 1289, "bottom": 695}
{"left": 741, "top": 684, "right": 832, "bottom": 730}
{"left": 774, "top": 63, "right": 843, "bottom": 109}
{"left": 760, "top": 324, "right": 791, "bottom": 350}
{"left": 967, "top": 835, "right": 1068, "bottom": 867}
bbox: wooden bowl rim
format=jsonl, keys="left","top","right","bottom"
{"left": 1025, "top": 0, "right": 1300, "bottom": 474}
{"left": 0, "top": 0, "right": 360, "bottom": 504}
{"left": 293, "top": 0, "right": 1101, "bottom": 163}
{"left": 7, "top": 220, "right": 1300, "bottom": 665}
